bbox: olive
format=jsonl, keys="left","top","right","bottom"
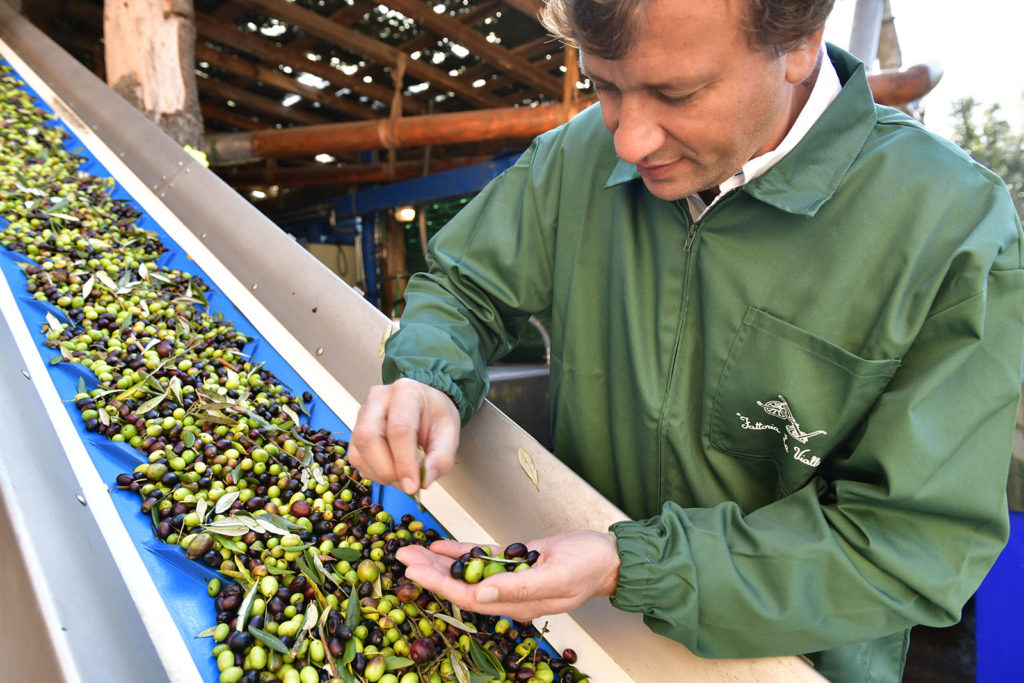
{"left": 504, "top": 542, "right": 528, "bottom": 559}
{"left": 408, "top": 637, "right": 436, "bottom": 663}
{"left": 227, "top": 630, "right": 253, "bottom": 653}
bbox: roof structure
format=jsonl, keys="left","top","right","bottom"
{"left": 28, "top": 0, "right": 586, "bottom": 196}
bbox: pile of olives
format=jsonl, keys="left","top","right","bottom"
{"left": 449, "top": 544, "right": 540, "bottom": 584}
{"left": 0, "top": 63, "right": 589, "bottom": 683}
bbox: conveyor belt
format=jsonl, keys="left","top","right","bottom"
{"left": 0, "top": 5, "right": 825, "bottom": 681}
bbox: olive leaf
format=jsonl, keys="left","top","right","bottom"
{"left": 194, "top": 625, "right": 219, "bottom": 638}
{"left": 77, "top": 376, "right": 87, "bottom": 395}
{"left": 329, "top": 547, "right": 361, "bottom": 563}
{"left": 450, "top": 652, "right": 471, "bottom": 683}
{"left": 197, "top": 413, "right": 237, "bottom": 427}
{"left": 385, "top": 656, "right": 415, "bottom": 671}
{"left": 428, "top": 611, "right": 478, "bottom": 634}
{"left": 212, "top": 533, "right": 245, "bottom": 554}
{"left": 248, "top": 626, "right": 290, "bottom": 654}
{"left": 517, "top": 448, "right": 540, "bottom": 490}
{"left": 235, "top": 581, "right": 259, "bottom": 632}
{"left": 281, "top": 404, "right": 302, "bottom": 428}
{"left": 339, "top": 638, "right": 357, "bottom": 683}
{"left": 201, "top": 518, "right": 251, "bottom": 537}
{"left": 94, "top": 271, "right": 118, "bottom": 293}
{"left": 309, "top": 463, "right": 326, "bottom": 487}
{"left": 81, "top": 274, "right": 94, "bottom": 300}
{"left": 135, "top": 391, "right": 168, "bottom": 416}
{"left": 344, "top": 587, "right": 362, "bottom": 628}
{"left": 138, "top": 262, "right": 149, "bottom": 281}
{"left": 311, "top": 553, "right": 329, "bottom": 582}
{"left": 44, "top": 311, "right": 64, "bottom": 333}
{"left": 168, "top": 376, "right": 183, "bottom": 406}
{"left": 468, "top": 639, "right": 504, "bottom": 679}
{"left": 258, "top": 512, "right": 305, "bottom": 533}
{"left": 182, "top": 430, "right": 195, "bottom": 448}
{"left": 250, "top": 514, "right": 288, "bottom": 536}
{"left": 214, "top": 489, "right": 240, "bottom": 515}
{"left": 97, "top": 406, "right": 110, "bottom": 427}
{"left": 295, "top": 602, "right": 319, "bottom": 649}
{"left": 378, "top": 324, "right": 393, "bottom": 359}
{"left": 194, "top": 498, "right": 208, "bottom": 524}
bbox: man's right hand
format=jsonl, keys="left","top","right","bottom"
{"left": 348, "top": 378, "right": 461, "bottom": 495}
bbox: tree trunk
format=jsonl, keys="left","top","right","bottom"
{"left": 103, "top": 0, "right": 201, "bottom": 148}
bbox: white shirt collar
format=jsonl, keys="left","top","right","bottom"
{"left": 685, "top": 49, "right": 842, "bottom": 220}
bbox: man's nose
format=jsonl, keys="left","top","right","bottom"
{"left": 611, "top": 96, "right": 664, "bottom": 165}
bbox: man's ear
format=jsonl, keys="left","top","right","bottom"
{"left": 785, "top": 27, "right": 825, "bottom": 84}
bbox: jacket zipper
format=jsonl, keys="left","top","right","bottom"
{"left": 680, "top": 190, "right": 740, "bottom": 252}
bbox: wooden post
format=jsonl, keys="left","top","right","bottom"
{"left": 381, "top": 210, "right": 410, "bottom": 318}
{"left": 103, "top": 0, "right": 202, "bottom": 148}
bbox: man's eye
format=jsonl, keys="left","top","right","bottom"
{"left": 658, "top": 91, "right": 693, "bottom": 104}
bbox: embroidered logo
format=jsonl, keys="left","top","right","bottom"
{"left": 737, "top": 395, "right": 826, "bottom": 467}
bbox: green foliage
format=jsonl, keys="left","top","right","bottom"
{"left": 949, "top": 97, "right": 1024, "bottom": 219}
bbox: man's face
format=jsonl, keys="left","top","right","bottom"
{"left": 581, "top": 0, "right": 820, "bottom": 201}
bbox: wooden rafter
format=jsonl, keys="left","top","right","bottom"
{"left": 196, "top": 43, "right": 378, "bottom": 120}
{"left": 235, "top": 0, "right": 505, "bottom": 109}
{"left": 196, "top": 76, "right": 333, "bottom": 125}
{"left": 381, "top": 0, "right": 563, "bottom": 99}
{"left": 195, "top": 14, "right": 424, "bottom": 115}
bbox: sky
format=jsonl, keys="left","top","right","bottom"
{"left": 823, "top": 0, "right": 1024, "bottom": 140}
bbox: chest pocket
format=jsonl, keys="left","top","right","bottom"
{"left": 709, "top": 307, "right": 900, "bottom": 495}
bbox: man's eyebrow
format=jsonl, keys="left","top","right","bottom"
{"left": 578, "top": 57, "right": 703, "bottom": 92}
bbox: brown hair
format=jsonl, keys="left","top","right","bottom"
{"left": 540, "top": 0, "right": 835, "bottom": 59}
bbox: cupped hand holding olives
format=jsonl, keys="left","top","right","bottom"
{"left": 397, "top": 530, "right": 622, "bottom": 623}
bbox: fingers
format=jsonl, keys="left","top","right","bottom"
{"left": 348, "top": 379, "right": 460, "bottom": 495}
{"left": 397, "top": 531, "right": 620, "bottom": 623}
{"left": 384, "top": 382, "right": 430, "bottom": 493}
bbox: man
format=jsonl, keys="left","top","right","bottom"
{"left": 348, "top": 0, "right": 1024, "bottom": 680}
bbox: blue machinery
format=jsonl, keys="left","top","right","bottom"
{"left": 271, "top": 151, "right": 522, "bottom": 309}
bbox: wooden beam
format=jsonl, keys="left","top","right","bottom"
{"left": 205, "top": 100, "right": 588, "bottom": 163}
{"left": 200, "top": 102, "right": 266, "bottom": 131}
{"left": 196, "top": 77, "right": 334, "bottom": 126}
{"left": 195, "top": 14, "right": 427, "bottom": 115}
{"left": 235, "top": 0, "right": 505, "bottom": 109}
{"left": 867, "top": 63, "right": 943, "bottom": 106}
{"left": 214, "top": 155, "right": 492, "bottom": 188}
{"left": 196, "top": 43, "right": 378, "bottom": 120}
{"left": 104, "top": 0, "right": 202, "bottom": 147}
{"left": 501, "top": 0, "right": 547, "bottom": 20}
{"left": 381, "top": 0, "right": 563, "bottom": 99}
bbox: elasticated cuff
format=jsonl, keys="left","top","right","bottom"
{"left": 608, "top": 519, "right": 661, "bottom": 614}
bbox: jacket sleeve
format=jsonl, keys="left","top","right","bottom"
{"left": 381, "top": 136, "right": 563, "bottom": 425}
{"left": 610, "top": 194, "right": 1024, "bottom": 659}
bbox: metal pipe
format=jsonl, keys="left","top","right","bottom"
{"left": 849, "top": 0, "right": 885, "bottom": 67}
{"left": 204, "top": 101, "right": 592, "bottom": 165}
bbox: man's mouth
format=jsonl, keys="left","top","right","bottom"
{"left": 636, "top": 159, "right": 681, "bottom": 179}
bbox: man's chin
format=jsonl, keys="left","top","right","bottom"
{"left": 640, "top": 176, "right": 694, "bottom": 202}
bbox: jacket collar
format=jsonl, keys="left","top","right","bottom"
{"left": 604, "top": 45, "right": 877, "bottom": 217}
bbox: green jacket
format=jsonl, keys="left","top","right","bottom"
{"left": 383, "top": 46, "right": 1024, "bottom": 681}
